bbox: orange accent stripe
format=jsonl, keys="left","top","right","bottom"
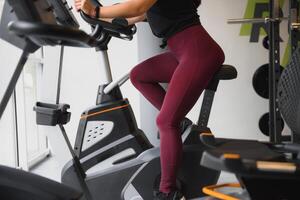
{"left": 256, "top": 161, "right": 297, "bottom": 172}
{"left": 203, "top": 183, "right": 241, "bottom": 200}
{"left": 200, "top": 132, "right": 214, "bottom": 136}
{"left": 223, "top": 154, "right": 241, "bottom": 159}
{"left": 81, "top": 104, "right": 129, "bottom": 119}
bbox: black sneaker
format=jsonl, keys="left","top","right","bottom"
{"left": 153, "top": 174, "right": 183, "bottom": 196}
{"left": 153, "top": 190, "right": 186, "bottom": 200}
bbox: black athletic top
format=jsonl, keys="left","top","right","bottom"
{"left": 146, "top": 0, "right": 200, "bottom": 39}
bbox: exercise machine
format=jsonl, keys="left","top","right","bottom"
{"left": 0, "top": 0, "right": 237, "bottom": 200}
{"left": 34, "top": 2, "right": 237, "bottom": 200}
{"left": 0, "top": 164, "right": 82, "bottom": 200}
{"left": 200, "top": 1, "right": 300, "bottom": 199}
{"left": 200, "top": 44, "right": 300, "bottom": 200}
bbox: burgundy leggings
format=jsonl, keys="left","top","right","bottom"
{"left": 130, "top": 24, "right": 225, "bottom": 193}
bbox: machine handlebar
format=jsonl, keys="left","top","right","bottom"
{"left": 80, "top": 11, "right": 136, "bottom": 41}
{"left": 8, "top": 21, "right": 97, "bottom": 47}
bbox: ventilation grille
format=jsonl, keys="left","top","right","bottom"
{"left": 278, "top": 47, "right": 300, "bottom": 134}
{"left": 82, "top": 121, "right": 114, "bottom": 151}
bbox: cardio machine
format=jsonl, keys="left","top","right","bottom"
{"left": 200, "top": 45, "right": 300, "bottom": 200}
{"left": 0, "top": 0, "right": 237, "bottom": 200}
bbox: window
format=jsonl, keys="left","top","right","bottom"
{"left": 16, "top": 50, "right": 50, "bottom": 170}
{"left": 0, "top": 0, "right": 49, "bottom": 170}
{"left": 0, "top": 0, "right": 19, "bottom": 168}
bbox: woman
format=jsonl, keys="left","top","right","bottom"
{"left": 75, "top": 0, "right": 225, "bottom": 199}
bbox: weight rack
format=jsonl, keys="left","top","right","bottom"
{"left": 228, "top": 0, "right": 300, "bottom": 143}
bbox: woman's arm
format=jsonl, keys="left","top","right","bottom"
{"left": 74, "top": 0, "right": 156, "bottom": 18}
{"left": 126, "top": 13, "right": 146, "bottom": 25}
{"left": 100, "top": 13, "right": 146, "bottom": 25}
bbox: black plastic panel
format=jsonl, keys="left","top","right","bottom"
{"left": 47, "top": 0, "right": 79, "bottom": 28}
{"left": 0, "top": 1, "right": 39, "bottom": 52}
{"left": 0, "top": 165, "right": 82, "bottom": 200}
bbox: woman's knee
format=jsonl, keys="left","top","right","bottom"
{"left": 129, "top": 65, "right": 142, "bottom": 86}
{"left": 156, "top": 112, "right": 179, "bottom": 131}
{"left": 156, "top": 113, "right": 169, "bottom": 131}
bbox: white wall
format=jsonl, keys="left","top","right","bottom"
{"left": 137, "top": 23, "right": 165, "bottom": 146}
{"left": 189, "top": 1, "right": 270, "bottom": 140}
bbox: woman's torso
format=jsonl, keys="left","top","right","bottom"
{"left": 146, "top": 0, "right": 200, "bottom": 39}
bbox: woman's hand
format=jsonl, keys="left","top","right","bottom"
{"left": 74, "top": 0, "right": 96, "bottom": 17}
{"left": 75, "top": 0, "right": 156, "bottom": 19}
{"left": 127, "top": 14, "right": 146, "bottom": 25}
{"left": 100, "top": 14, "right": 146, "bottom": 26}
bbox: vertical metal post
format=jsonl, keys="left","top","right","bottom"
{"left": 100, "top": 51, "right": 113, "bottom": 83}
{"left": 12, "top": 90, "right": 20, "bottom": 168}
{"left": 56, "top": 46, "right": 64, "bottom": 104}
{"left": 268, "top": 0, "right": 282, "bottom": 143}
{"left": 290, "top": 0, "right": 299, "bottom": 52}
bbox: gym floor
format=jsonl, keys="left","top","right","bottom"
{"left": 31, "top": 156, "right": 238, "bottom": 200}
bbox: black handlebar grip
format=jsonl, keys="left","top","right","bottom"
{"left": 112, "top": 18, "right": 128, "bottom": 27}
